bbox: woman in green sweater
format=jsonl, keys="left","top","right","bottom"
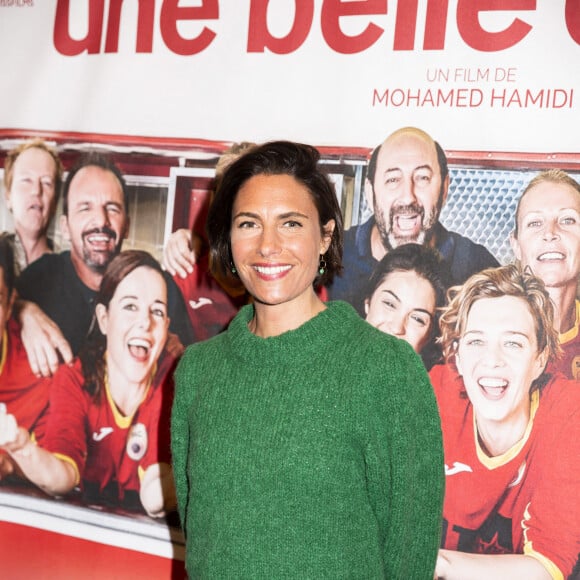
{"left": 171, "top": 141, "right": 444, "bottom": 579}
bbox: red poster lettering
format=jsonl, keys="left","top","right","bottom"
{"left": 394, "top": 0, "right": 449, "bottom": 50}
{"left": 160, "top": 0, "right": 219, "bottom": 56}
{"left": 424, "top": 0, "right": 450, "bottom": 49}
{"left": 52, "top": 0, "right": 568, "bottom": 57}
{"left": 105, "top": 0, "right": 155, "bottom": 53}
{"left": 247, "top": 0, "right": 314, "bottom": 54}
{"left": 456, "top": 0, "right": 535, "bottom": 52}
{"left": 565, "top": 0, "right": 580, "bottom": 45}
{"left": 320, "top": 0, "right": 386, "bottom": 55}
{"left": 54, "top": 0, "right": 218, "bottom": 56}
{"left": 54, "top": 0, "right": 105, "bottom": 56}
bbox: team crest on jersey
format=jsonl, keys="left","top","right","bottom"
{"left": 126, "top": 423, "right": 148, "bottom": 461}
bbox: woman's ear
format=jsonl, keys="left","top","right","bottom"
{"left": 453, "top": 343, "right": 462, "bottom": 375}
{"left": 533, "top": 348, "right": 549, "bottom": 381}
{"left": 320, "top": 219, "right": 335, "bottom": 254}
{"left": 509, "top": 231, "right": 522, "bottom": 261}
{"left": 364, "top": 298, "right": 370, "bottom": 316}
{"left": 95, "top": 303, "right": 108, "bottom": 336}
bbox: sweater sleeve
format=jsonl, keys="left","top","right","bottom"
{"left": 171, "top": 352, "right": 193, "bottom": 533}
{"left": 380, "top": 342, "right": 444, "bottom": 578}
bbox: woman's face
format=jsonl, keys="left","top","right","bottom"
{"left": 455, "top": 295, "right": 546, "bottom": 426}
{"left": 6, "top": 147, "right": 58, "bottom": 238}
{"left": 364, "top": 269, "right": 436, "bottom": 353}
{"left": 96, "top": 266, "right": 169, "bottom": 386}
{"left": 511, "top": 181, "right": 580, "bottom": 289}
{"left": 230, "top": 174, "right": 334, "bottom": 309}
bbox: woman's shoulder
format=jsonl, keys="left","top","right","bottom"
{"left": 538, "top": 373, "right": 580, "bottom": 421}
{"left": 327, "top": 300, "right": 412, "bottom": 350}
{"left": 182, "top": 329, "right": 230, "bottom": 356}
{"left": 328, "top": 301, "right": 418, "bottom": 356}
{"left": 325, "top": 303, "right": 428, "bottom": 385}
{"left": 49, "top": 358, "right": 91, "bottom": 405}
{"left": 53, "top": 357, "right": 84, "bottom": 383}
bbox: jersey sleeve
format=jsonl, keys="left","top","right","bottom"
{"left": 41, "top": 362, "right": 88, "bottom": 478}
{"left": 138, "top": 352, "right": 176, "bottom": 472}
{"left": 521, "top": 379, "right": 580, "bottom": 577}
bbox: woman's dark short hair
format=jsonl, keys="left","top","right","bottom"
{"left": 365, "top": 243, "right": 451, "bottom": 367}
{"left": 207, "top": 140, "right": 344, "bottom": 287}
{"left": 365, "top": 243, "right": 450, "bottom": 309}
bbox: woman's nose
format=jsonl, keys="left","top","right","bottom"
{"left": 386, "top": 314, "right": 406, "bottom": 337}
{"left": 137, "top": 311, "right": 153, "bottom": 330}
{"left": 542, "top": 221, "right": 559, "bottom": 241}
{"left": 258, "top": 226, "right": 282, "bottom": 257}
{"left": 483, "top": 343, "right": 505, "bottom": 367}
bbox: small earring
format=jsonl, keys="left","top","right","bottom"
{"left": 318, "top": 255, "right": 327, "bottom": 275}
{"left": 231, "top": 263, "right": 237, "bottom": 274}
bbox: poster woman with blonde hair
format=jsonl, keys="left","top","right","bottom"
{"left": 431, "top": 264, "right": 580, "bottom": 579}
{"left": 510, "top": 169, "right": 580, "bottom": 380}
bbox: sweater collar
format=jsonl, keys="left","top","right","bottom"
{"left": 227, "top": 301, "right": 357, "bottom": 363}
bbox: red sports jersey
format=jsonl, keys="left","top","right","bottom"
{"left": 42, "top": 352, "right": 175, "bottom": 505}
{"left": 430, "top": 364, "right": 580, "bottom": 578}
{"left": 547, "top": 300, "right": 580, "bottom": 381}
{"left": 173, "top": 253, "right": 245, "bottom": 341}
{"left": 0, "top": 318, "right": 50, "bottom": 440}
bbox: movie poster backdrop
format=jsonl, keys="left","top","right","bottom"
{"left": 0, "top": 1, "right": 579, "bottom": 578}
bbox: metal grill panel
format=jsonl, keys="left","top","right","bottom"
{"left": 441, "top": 168, "right": 580, "bottom": 265}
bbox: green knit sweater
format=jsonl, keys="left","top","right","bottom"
{"left": 172, "top": 301, "right": 444, "bottom": 579}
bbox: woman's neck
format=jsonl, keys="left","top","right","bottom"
{"left": 475, "top": 406, "right": 531, "bottom": 457}
{"left": 249, "top": 291, "right": 326, "bottom": 338}
{"left": 546, "top": 283, "right": 577, "bottom": 334}
{"left": 106, "top": 365, "right": 151, "bottom": 417}
{"left": 16, "top": 230, "right": 51, "bottom": 266}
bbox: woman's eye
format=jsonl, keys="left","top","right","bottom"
{"left": 561, "top": 215, "right": 578, "bottom": 225}
{"left": 123, "top": 303, "right": 137, "bottom": 312}
{"left": 238, "top": 221, "right": 256, "bottom": 229}
{"left": 381, "top": 300, "right": 396, "bottom": 310}
{"left": 525, "top": 219, "right": 542, "bottom": 229}
{"left": 410, "top": 315, "right": 429, "bottom": 327}
{"left": 284, "top": 220, "right": 302, "bottom": 228}
{"left": 464, "top": 338, "right": 484, "bottom": 347}
{"left": 504, "top": 340, "right": 523, "bottom": 349}
{"left": 152, "top": 308, "right": 166, "bottom": 319}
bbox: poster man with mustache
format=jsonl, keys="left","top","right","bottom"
{"left": 330, "top": 127, "right": 499, "bottom": 315}
{"left": 15, "top": 152, "right": 193, "bottom": 376}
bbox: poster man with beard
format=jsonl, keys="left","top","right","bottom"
{"left": 329, "top": 127, "right": 498, "bottom": 315}
{"left": 16, "top": 152, "right": 193, "bottom": 375}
